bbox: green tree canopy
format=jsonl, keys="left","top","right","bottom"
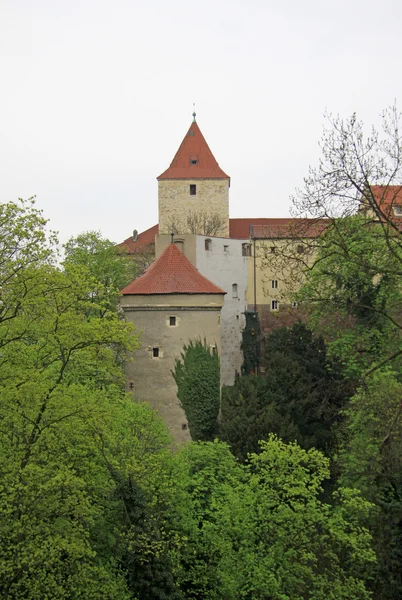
{"left": 220, "top": 322, "right": 351, "bottom": 461}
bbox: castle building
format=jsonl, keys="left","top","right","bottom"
{"left": 119, "top": 115, "right": 322, "bottom": 439}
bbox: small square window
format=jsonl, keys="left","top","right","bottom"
{"left": 169, "top": 316, "right": 176, "bottom": 326}
{"left": 152, "top": 347, "right": 159, "bottom": 358}
{"left": 297, "top": 245, "right": 304, "bottom": 254}
{"left": 242, "top": 243, "right": 252, "bottom": 256}
{"left": 223, "top": 245, "right": 229, "bottom": 252}
{"left": 393, "top": 205, "right": 402, "bottom": 216}
{"left": 271, "top": 300, "right": 278, "bottom": 311}
{"left": 270, "top": 246, "right": 276, "bottom": 254}
{"left": 271, "top": 280, "right": 278, "bottom": 289}
{"left": 190, "top": 184, "right": 196, "bottom": 195}
{"left": 292, "top": 301, "right": 298, "bottom": 308}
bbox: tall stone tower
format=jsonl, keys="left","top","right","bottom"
{"left": 157, "top": 114, "right": 230, "bottom": 237}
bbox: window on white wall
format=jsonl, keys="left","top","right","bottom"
{"left": 242, "top": 243, "right": 252, "bottom": 256}
{"left": 205, "top": 238, "right": 212, "bottom": 251}
{"left": 223, "top": 245, "right": 229, "bottom": 252}
{"left": 232, "top": 283, "right": 238, "bottom": 298}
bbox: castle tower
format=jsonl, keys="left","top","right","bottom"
{"left": 120, "top": 242, "right": 225, "bottom": 442}
{"left": 157, "top": 115, "right": 230, "bottom": 238}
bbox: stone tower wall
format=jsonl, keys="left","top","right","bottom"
{"left": 121, "top": 293, "right": 224, "bottom": 443}
{"left": 158, "top": 179, "right": 229, "bottom": 237}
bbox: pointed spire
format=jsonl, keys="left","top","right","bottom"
{"left": 192, "top": 103, "right": 196, "bottom": 122}
{"left": 157, "top": 120, "right": 229, "bottom": 180}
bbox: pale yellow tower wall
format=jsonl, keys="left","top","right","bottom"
{"left": 121, "top": 293, "right": 224, "bottom": 443}
{"left": 158, "top": 179, "right": 230, "bottom": 237}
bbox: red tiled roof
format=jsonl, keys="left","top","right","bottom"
{"left": 121, "top": 243, "right": 226, "bottom": 295}
{"left": 157, "top": 121, "right": 229, "bottom": 180}
{"left": 229, "top": 218, "right": 327, "bottom": 239}
{"left": 368, "top": 185, "right": 402, "bottom": 219}
{"left": 118, "top": 218, "right": 328, "bottom": 253}
{"left": 118, "top": 224, "right": 158, "bottom": 253}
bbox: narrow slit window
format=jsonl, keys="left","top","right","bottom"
{"left": 169, "top": 316, "right": 176, "bottom": 326}
{"left": 271, "top": 280, "right": 278, "bottom": 289}
{"left": 232, "top": 283, "right": 238, "bottom": 298}
{"left": 190, "top": 184, "right": 196, "bottom": 195}
{"left": 205, "top": 239, "right": 212, "bottom": 251}
{"left": 152, "top": 347, "right": 159, "bottom": 358}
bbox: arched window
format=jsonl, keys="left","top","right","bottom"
{"left": 205, "top": 238, "right": 212, "bottom": 251}
{"left": 232, "top": 283, "right": 238, "bottom": 298}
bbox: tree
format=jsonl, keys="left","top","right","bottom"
{"left": 63, "top": 230, "right": 140, "bottom": 309}
{"left": 339, "top": 371, "right": 402, "bottom": 600}
{"left": 0, "top": 200, "right": 145, "bottom": 598}
{"left": 172, "top": 339, "right": 220, "bottom": 441}
{"left": 173, "top": 438, "right": 375, "bottom": 599}
{"left": 259, "top": 105, "right": 402, "bottom": 374}
{"left": 220, "top": 323, "right": 351, "bottom": 461}
{"left": 0, "top": 198, "right": 57, "bottom": 343}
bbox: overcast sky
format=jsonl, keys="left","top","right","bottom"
{"left": 1, "top": 0, "right": 401, "bottom": 245}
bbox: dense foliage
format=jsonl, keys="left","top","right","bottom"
{"left": 172, "top": 339, "right": 220, "bottom": 441}
{"left": 220, "top": 322, "right": 351, "bottom": 461}
{"left": 4, "top": 101, "right": 402, "bottom": 600}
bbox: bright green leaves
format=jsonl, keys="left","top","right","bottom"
{"left": 174, "top": 437, "right": 374, "bottom": 600}
{"left": 298, "top": 216, "right": 402, "bottom": 376}
{"left": 172, "top": 339, "right": 220, "bottom": 441}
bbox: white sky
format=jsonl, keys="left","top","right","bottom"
{"left": 1, "top": 0, "right": 401, "bottom": 245}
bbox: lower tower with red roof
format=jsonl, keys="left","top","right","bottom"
{"left": 121, "top": 243, "right": 225, "bottom": 442}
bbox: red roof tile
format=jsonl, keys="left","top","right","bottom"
{"left": 229, "top": 218, "right": 327, "bottom": 239}
{"left": 118, "top": 224, "right": 158, "bottom": 253}
{"left": 118, "top": 218, "right": 328, "bottom": 253}
{"left": 157, "top": 121, "right": 229, "bottom": 180}
{"left": 367, "top": 185, "right": 402, "bottom": 219}
{"left": 121, "top": 243, "right": 226, "bottom": 295}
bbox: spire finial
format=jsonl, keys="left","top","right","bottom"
{"left": 171, "top": 231, "right": 175, "bottom": 244}
{"left": 192, "top": 102, "right": 196, "bottom": 122}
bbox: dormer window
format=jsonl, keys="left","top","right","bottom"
{"left": 190, "top": 158, "right": 198, "bottom": 165}
{"left": 190, "top": 184, "right": 196, "bottom": 195}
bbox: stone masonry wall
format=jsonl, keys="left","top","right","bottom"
{"left": 121, "top": 293, "right": 223, "bottom": 443}
{"left": 158, "top": 179, "right": 229, "bottom": 237}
